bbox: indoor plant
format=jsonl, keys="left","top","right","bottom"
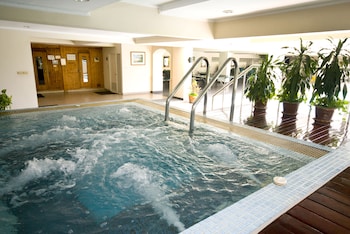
{"left": 0, "top": 89, "right": 12, "bottom": 110}
{"left": 244, "top": 55, "right": 277, "bottom": 127}
{"left": 309, "top": 38, "right": 349, "bottom": 143}
{"left": 189, "top": 79, "right": 200, "bottom": 103}
{"left": 310, "top": 38, "right": 349, "bottom": 118}
{"left": 278, "top": 39, "right": 317, "bottom": 117}
{"left": 276, "top": 39, "right": 317, "bottom": 135}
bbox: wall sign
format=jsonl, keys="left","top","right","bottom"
{"left": 67, "top": 54, "right": 76, "bottom": 61}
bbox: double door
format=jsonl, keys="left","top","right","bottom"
{"left": 33, "top": 50, "right": 92, "bottom": 91}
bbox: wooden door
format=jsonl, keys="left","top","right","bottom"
{"left": 46, "top": 48, "right": 63, "bottom": 90}
{"left": 78, "top": 53, "right": 91, "bottom": 89}
{"left": 32, "top": 51, "right": 49, "bottom": 91}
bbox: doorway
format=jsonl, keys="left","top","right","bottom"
{"left": 152, "top": 49, "right": 171, "bottom": 96}
{"left": 108, "top": 53, "right": 122, "bottom": 93}
{"left": 33, "top": 51, "right": 49, "bottom": 91}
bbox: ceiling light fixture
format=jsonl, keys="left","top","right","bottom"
{"left": 223, "top": 9, "right": 233, "bottom": 14}
{"left": 74, "top": 0, "right": 90, "bottom": 2}
{"left": 159, "top": 0, "right": 209, "bottom": 13}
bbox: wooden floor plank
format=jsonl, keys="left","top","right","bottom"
{"left": 299, "top": 199, "right": 350, "bottom": 229}
{"left": 324, "top": 181, "right": 350, "bottom": 195}
{"left": 331, "top": 173, "right": 350, "bottom": 187}
{"left": 317, "top": 187, "right": 350, "bottom": 206}
{"left": 287, "top": 205, "right": 349, "bottom": 233}
{"left": 308, "top": 192, "right": 350, "bottom": 217}
{"left": 259, "top": 220, "right": 294, "bottom": 234}
{"left": 263, "top": 214, "right": 323, "bottom": 234}
{"left": 344, "top": 167, "right": 350, "bottom": 174}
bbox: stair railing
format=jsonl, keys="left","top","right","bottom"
{"left": 164, "top": 57, "right": 210, "bottom": 122}
{"left": 211, "top": 64, "right": 260, "bottom": 122}
{"left": 189, "top": 57, "right": 238, "bottom": 134}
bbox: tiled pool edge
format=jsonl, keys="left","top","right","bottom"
{"left": 181, "top": 141, "right": 350, "bottom": 234}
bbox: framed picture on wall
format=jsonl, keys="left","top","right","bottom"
{"left": 131, "top": 51, "right": 145, "bottom": 65}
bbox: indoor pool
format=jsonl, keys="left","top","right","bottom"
{"left": 0, "top": 103, "right": 314, "bottom": 233}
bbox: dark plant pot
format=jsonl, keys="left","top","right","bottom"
{"left": 253, "top": 100, "right": 267, "bottom": 117}
{"left": 246, "top": 101, "right": 267, "bottom": 129}
{"left": 314, "top": 106, "right": 335, "bottom": 124}
{"left": 276, "top": 102, "right": 300, "bottom": 136}
{"left": 281, "top": 102, "right": 299, "bottom": 120}
{"left": 309, "top": 106, "right": 335, "bottom": 144}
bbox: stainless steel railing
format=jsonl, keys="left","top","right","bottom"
{"left": 189, "top": 57, "right": 238, "bottom": 134}
{"left": 164, "top": 57, "right": 210, "bottom": 122}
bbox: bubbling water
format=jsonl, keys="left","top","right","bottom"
{"left": 0, "top": 103, "right": 314, "bottom": 233}
{"left": 111, "top": 163, "right": 186, "bottom": 231}
{"left": 0, "top": 157, "right": 76, "bottom": 196}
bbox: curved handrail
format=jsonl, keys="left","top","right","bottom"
{"left": 164, "top": 57, "right": 210, "bottom": 121}
{"left": 211, "top": 64, "right": 260, "bottom": 110}
{"left": 189, "top": 57, "right": 238, "bottom": 134}
{"left": 212, "top": 64, "right": 260, "bottom": 100}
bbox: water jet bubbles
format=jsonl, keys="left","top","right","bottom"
{"left": 100, "top": 222, "right": 108, "bottom": 228}
{"left": 111, "top": 163, "right": 186, "bottom": 232}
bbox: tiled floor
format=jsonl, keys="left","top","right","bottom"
{"left": 37, "top": 90, "right": 165, "bottom": 107}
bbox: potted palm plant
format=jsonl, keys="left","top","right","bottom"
{"left": 278, "top": 39, "right": 317, "bottom": 119}
{"left": 276, "top": 39, "right": 317, "bottom": 135}
{"left": 309, "top": 38, "right": 349, "bottom": 143}
{"left": 0, "top": 89, "right": 12, "bottom": 111}
{"left": 244, "top": 55, "right": 277, "bottom": 128}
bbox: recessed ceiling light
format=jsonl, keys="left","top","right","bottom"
{"left": 223, "top": 10, "right": 233, "bottom": 14}
{"left": 74, "top": 0, "right": 90, "bottom": 2}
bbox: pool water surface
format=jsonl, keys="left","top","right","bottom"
{"left": 0, "top": 103, "right": 314, "bottom": 233}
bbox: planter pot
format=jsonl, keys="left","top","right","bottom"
{"left": 281, "top": 102, "right": 299, "bottom": 120}
{"left": 253, "top": 100, "right": 267, "bottom": 117}
{"left": 309, "top": 106, "right": 335, "bottom": 144}
{"left": 276, "top": 102, "right": 300, "bottom": 136}
{"left": 246, "top": 101, "right": 267, "bottom": 129}
{"left": 189, "top": 95, "right": 197, "bottom": 103}
{"left": 314, "top": 106, "right": 335, "bottom": 125}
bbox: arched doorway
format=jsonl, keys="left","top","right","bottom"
{"left": 152, "top": 49, "right": 171, "bottom": 96}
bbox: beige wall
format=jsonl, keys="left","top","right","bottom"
{"left": 0, "top": 29, "right": 38, "bottom": 109}
{"left": 171, "top": 47, "right": 193, "bottom": 100}
{"left": 214, "top": 2, "right": 350, "bottom": 39}
{"left": 120, "top": 44, "right": 153, "bottom": 94}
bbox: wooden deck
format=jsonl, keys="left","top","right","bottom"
{"left": 259, "top": 167, "right": 350, "bottom": 233}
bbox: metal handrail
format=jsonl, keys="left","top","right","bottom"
{"left": 211, "top": 64, "right": 260, "bottom": 123}
{"left": 189, "top": 57, "right": 238, "bottom": 134}
{"left": 164, "top": 57, "right": 210, "bottom": 122}
{"left": 211, "top": 64, "right": 260, "bottom": 110}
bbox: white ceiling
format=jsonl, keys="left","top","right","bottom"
{"left": 1, "top": 0, "right": 350, "bottom": 52}
{"left": 0, "top": 0, "right": 348, "bottom": 20}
